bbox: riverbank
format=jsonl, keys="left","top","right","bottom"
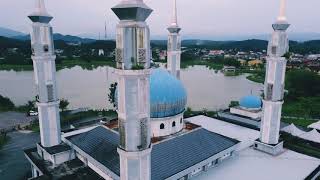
{"left": 181, "top": 60, "right": 224, "bottom": 70}
{"left": 246, "top": 74, "right": 264, "bottom": 84}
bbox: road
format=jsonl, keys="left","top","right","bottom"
{"left": 0, "top": 112, "right": 36, "bottom": 131}
{"left": 0, "top": 131, "right": 40, "bottom": 180}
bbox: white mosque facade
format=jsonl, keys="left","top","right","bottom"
{"left": 24, "top": 0, "right": 320, "bottom": 180}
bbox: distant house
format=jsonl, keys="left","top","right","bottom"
{"left": 209, "top": 50, "right": 225, "bottom": 56}
{"left": 55, "top": 49, "right": 64, "bottom": 55}
{"left": 248, "top": 59, "right": 263, "bottom": 67}
{"left": 98, "top": 49, "right": 105, "bottom": 56}
{"left": 223, "top": 66, "right": 236, "bottom": 76}
{"left": 237, "top": 59, "right": 247, "bottom": 66}
{"left": 8, "top": 48, "right": 18, "bottom": 53}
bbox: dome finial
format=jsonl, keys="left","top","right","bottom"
{"left": 277, "top": 0, "right": 287, "bottom": 22}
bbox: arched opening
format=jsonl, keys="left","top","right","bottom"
{"left": 160, "top": 123, "right": 165, "bottom": 129}
{"left": 180, "top": 118, "right": 183, "bottom": 124}
{"left": 172, "top": 121, "right": 176, "bottom": 127}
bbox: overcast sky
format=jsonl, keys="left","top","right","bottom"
{"left": 0, "top": 0, "right": 319, "bottom": 38}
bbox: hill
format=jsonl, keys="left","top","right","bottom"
{"left": 0, "top": 27, "right": 25, "bottom": 38}
{"left": 13, "top": 33, "right": 96, "bottom": 44}
{"left": 1, "top": 35, "right": 320, "bottom": 55}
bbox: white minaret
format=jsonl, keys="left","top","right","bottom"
{"left": 28, "top": 0, "right": 61, "bottom": 147}
{"left": 260, "top": 0, "right": 290, "bottom": 145}
{"left": 167, "top": 0, "right": 182, "bottom": 79}
{"left": 112, "top": 0, "right": 152, "bottom": 180}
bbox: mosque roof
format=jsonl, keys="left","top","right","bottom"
{"left": 66, "top": 126, "right": 239, "bottom": 180}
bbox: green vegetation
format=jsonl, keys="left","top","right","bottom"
{"left": 184, "top": 107, "right": 217, "bottom": 118}
{"left": 246, "top": 69, "right": 320, "bottom": 123}
{"left": 246, "top": 73, "right": 265, "bottom": 84}
{"left": 59, "top": 99, "right": 70, "bottom": 112}
{"left": 229, "top": 101, "right": 239, "bottom": 108}
{"left": 283, "top": 70, "right": 320, "bottom": 119}
{"left": 181, "top": 60, "right": 224, "bottom": 70}
{"left": 281, "top": 117, "right": 317, "bottom": 128}
{"left": 180, "top": 53, "right": 240, "bottom": 70}
{"left": 0, "top": 95, "right": 15, "bottom": 112}
{"left": 281, "top": 132, "right": 320, "bottom": 159}
{"left": 286, "top": 70, "right": 320, "bottom": 99}
{"left": 282, "top": 97, "right": 320, "bottom": 119}
{"left": 282, "top": 52, "right": 292, "bottom": 59}
{"left": 131, "top": 64, "right": 145, "bottom": 70}
{"left": 0, "top": 133, "right": 9, "bottom": 149}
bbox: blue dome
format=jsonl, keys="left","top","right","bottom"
{"left": 239, "top": 95, "right": 262, "bottom": 109}
{"left": 150, "top": 69, "right": 187, "bottom": 118}
{"left": 115, "top": 69, "right": 187, "bottom": 118}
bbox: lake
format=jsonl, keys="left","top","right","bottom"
{"left": 0, "top": 65, "right": 263, "bottom": 111}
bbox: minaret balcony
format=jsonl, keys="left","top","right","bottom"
{"left": 112, "top": 2, "right": 152, "bottom": 22}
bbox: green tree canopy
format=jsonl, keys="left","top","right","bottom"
{"left": 286, "top": 70, "right": 320, "bottom": 99}
{"left": 59, "top": 99, "right": 70, "bottom": 112}
{"left": 0, "top": 95, "right": 15, "bottom": 112}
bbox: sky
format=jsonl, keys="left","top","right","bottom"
{"left": 0, "top": 0, "right": 319, "bottom": 39}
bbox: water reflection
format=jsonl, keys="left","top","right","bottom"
{"left": 0, "top": 65, "right": 263, "bottom": 111}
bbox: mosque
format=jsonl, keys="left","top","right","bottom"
{"left": 24, "top": 0, "right": 320, "bottom": 180}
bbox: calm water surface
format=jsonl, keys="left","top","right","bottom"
{"left": 0, "top": 65, "right": 263, "bottom": 111}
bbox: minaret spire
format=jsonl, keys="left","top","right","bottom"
{"left": 171, "top": 0, "right": 178, "bottom": 26}
{"left": 29, "top": 0, "right": 52, "bottom": 23}
{"left": 278, "top": 0, "right": 287, "bottom": 22}
{"left": 167, "top": 0, "right": 182, "bottom": 79}
{"left": 36, "top": 0, "right": 47, "bottom": 14}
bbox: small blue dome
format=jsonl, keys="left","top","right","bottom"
{"left": 150, "top": 69, "right": 187, "bottom": 118}
{"left": 239, "top": 95, "right": 262, "bottom": 109}
{"left": 115, "top": 69, "right": 187, "bottom": 118}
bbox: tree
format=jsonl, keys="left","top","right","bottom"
{"left": 59, "top": 99, "right": 70, "bottom": 112}
{"left": 0, "top": 95, "right": 15, "bottom": 112}
{"left": 229, "top": 101, "right": 239, "bottom": 108}
{"left": 286, "top": 70, "right": 320, "bottom": 100}
{"left": 26, "top": 100, "right": 36, "bottom": 111}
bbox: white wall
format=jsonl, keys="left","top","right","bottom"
{"left": 151, "top": 113, "right": 184, "bottom": 137}
{"left": 230, "top": 107, "right": 262, "bottom": 119}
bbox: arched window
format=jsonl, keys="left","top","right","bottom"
{"left": 160, "top": 123, "right": 165, "bottom": 129}
{"left": 172, "top": 121, "right": 176, "bottom": 127}
{"left": 180, "top": 118, "right": 183, "bottom": 124}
